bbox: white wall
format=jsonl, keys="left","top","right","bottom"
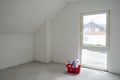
{"left": 0, "top": 0, "right": 65, "bottom": 70}
{"left": 52, "top": 0, "right": 120, "bottom": 74}
{"left": 35, "top": 21, "right": 51, "bottom": 63}
{"left": 0, "top": 35, "right": 34, "bottom": 70}
{"left": 46, "top": 22, "right": 52, "bottom": 62}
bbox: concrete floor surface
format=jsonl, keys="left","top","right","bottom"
{"left": 0, "top": 62, "right": 120, "bottom": 80}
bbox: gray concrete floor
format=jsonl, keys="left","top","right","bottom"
{"left": 0, "top": 61, "right": 120, "bottom": 80}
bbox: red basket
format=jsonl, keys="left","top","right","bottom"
{"left": 66, "top": 64, "right": 81, "bottom": 74}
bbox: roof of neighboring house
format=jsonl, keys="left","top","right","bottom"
{"left": 84, "top": 22, "right": 105, "bottom": 31}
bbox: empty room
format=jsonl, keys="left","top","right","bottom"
{"left": 0, "top": 0, "right": 120, "bottom": 80}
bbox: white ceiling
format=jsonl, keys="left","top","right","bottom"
{"left": 0, "top": 0, "right": 78, "bottom": 34}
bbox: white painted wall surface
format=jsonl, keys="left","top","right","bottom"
{"left": 46, "top": 21, "right": 52, "bottom": 63}
{"left": 35, "top": 23, "right": 47, "bottom": 63}
{"left": 0, "top": 35, "right": 34, "bottom": 70}
{"left": 0, "top": 0, "right": 66, "bottom": 69}
{"left": 52, "top": 0, "right": 120, "bottom": 74}
{"left": 35, "top": 21, "right": 51, "bottom": 63}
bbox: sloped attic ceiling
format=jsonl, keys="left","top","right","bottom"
{"left": 0, "top": 0, "right": 65, "bottom": 34}
{"left": 0, "top": 0, "right": 79, "bottom": 34}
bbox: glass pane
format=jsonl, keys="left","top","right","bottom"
{"left": 81, "top": 12, "right": 108, "bottom": 70}
{"left": 83, "top": 13, "right": 106, "bottom": 47}
{"left": 82, "top": 49, "right": 107, "bottom": 70}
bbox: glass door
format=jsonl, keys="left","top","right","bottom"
{"left": 80, "top": 11, "right": 110, "bottom": 70}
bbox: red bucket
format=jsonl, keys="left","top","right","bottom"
{"left": 66, "top": 64, "right": 81, "bottom": 74}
